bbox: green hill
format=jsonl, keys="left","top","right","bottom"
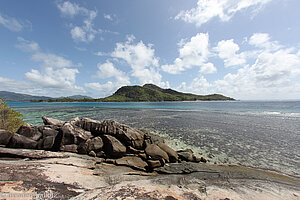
{"left": 0, "top": 91, "right": 52, "bottom": 102}
{"left": 99, "top": 84, "right": 235, "bottom": 102}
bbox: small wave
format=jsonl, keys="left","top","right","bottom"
{"left": 243, "top": 111, "right": 300, "bottom": 118}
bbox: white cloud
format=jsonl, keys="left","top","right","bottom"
{"left": 57, "top": 1, "right": 99, "bottom": 43}
{"left": 15, "top": 37, "right": 40, "bottom": 52}
{"left": 0, "top": 13, "right": 23, "bottom": 32}
{"left": 110, "top": 36, "right": 169, "bottom": 87}
{"left": 162, "top": 33, "right": 215, "bottom": 74}
{"left": 213, "top": 47, "right": 300, "bottom": 99}
{"left": 31, "top": 52, "right": 73, "bottom": 68}
{"left": 12, "top": 38, "right": 85, "bottom": 96}
{"left": 199, "top": 62, "right": 217, "bottom": 74}
{"left": 179, "top": 34, "right": 300, "bottom": 100}
{"left": 85, "top": 61, "right": 130, "bottom": 97}
{"left": 175, "top": 0, "right": 272, "bottom": 27}
{"left": 57, "top": 1, "right": 90, "bottom": 17}
{"left": 177, "top": 76, "right": 212, "bottom": 95}
{"left": 104, "top": 14, "right": 113, "bottom": 21}
{"left": 25, "top": 67, "right": 79, "bottom": 89}
{"left": 249, "top": 33, "right": 281, "bottom": 51}
{"left": 0, "top": 77, "right": 32, "bottom": 92}
{"left": 214, "top": 39, "right": 246, "bottom": 67}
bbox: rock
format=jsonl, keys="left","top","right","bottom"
{"left": 61, "top": 144, "right": 78, "bottom": 153}
{"left": 105, "top": 158, "right": 116, "bottom": 164}
{"left": 89, "top": 150, "right": 96, "bottom": 157}
{"left": 102, "top": 135, "right": 126, "bottom": 158}
{"left": 115, "top": 156, "right": 148, "bottom": 171}
{"left": 43, "top": 136, "right": 56, "bottom": 150}
{"left": 7, "top": 133, "right": 37, "bottom": 149}
{"left": 100, "top": 120, "right": 145, "bottom": 149}
{"left": 138, "top": 153, "right": 147, "bottom": 160}
{"left": 88, "top": 137, "right": 103, "bottom": 152}
{"left": 154, "top": 162, "right": 216, "bottom": 174}
{"left": 145, "top": 144, "right": 169, "bottom": 162}
{"left": 42, "top": 117, "right": 64, "bottom": 126}
{"left": 127, "top": 146, "right": 144, "bottom": 154}
{"left": 157, "top": 143, "right": 178, "bottom": 163}
{"left": 80, "top": 118, "right": 102, "bottom": 135}
{"left": 17, "top": 125, "right": 42, "bottom": 141}
{"left": 67, "top": 117, "right": 81, "bottom": 127}
{"left": 0, "top": 129, "right": 13, "bottom": 145}
{"left": 96, "top": 151, "right": 105, "bottom": 158}
{"left": 177, "top": 149, "right": 194, "bottom": 162}
{"left": 200, "top": 157, "right": 207, "bottom": 163}
{"left": 61, "top": 123, "right": 92, "bottom": 145}
{"left": 42, "top": 127, "right": 59, "bottom": 137}
{"left": 147, "top": 160, "right": 162, "bottom": 168}
{"left": 61, "top": 123, "right": 76, "bottom": 144}
{"left": 0, "top": 147, "right": 68, "bottom": 159}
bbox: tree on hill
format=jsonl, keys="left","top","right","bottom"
{"left": 0, "top": 98, "right": 24, "bottom": 133}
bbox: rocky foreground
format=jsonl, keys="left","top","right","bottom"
{"left": 0, "top": 117, "right": 300, "bottom": 199}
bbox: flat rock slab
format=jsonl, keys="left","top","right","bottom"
{"left": 115, "top": 156, "right": 148, "bottom": 171}
{"left": 0, "top": 147, "right": 69, "bottom": 159}
{"left": 0, "top": 148, "right": 299, "bottom": 200}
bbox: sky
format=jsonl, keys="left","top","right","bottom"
{"left": 0, "top": 0, "right": 300, "bottom": 100}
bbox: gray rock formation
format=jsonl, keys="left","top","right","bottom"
{"left": 115, "top": 156, "right": 148, "bottom": 171}
{"left": 0, "top": 116, "right": 209, "bottom": 171}
{"left": 42, "top": 116, "right": 64, "bottom": 126}
{"left": 0, "top": 129, "right": 12, "bottom": 145}
{"left": 8, "top": 133, "right": 38, "bottom": 149}
{"left": 102, "top": 135, "right": 126, "bottom": 157}
{"left": 145, "top": 144, "right": 169, "bottom": 162}
{"left": 17, "top": 125, "right": 42, "bottom": 141}
{"left": 157, "top": 142, "right": 178, "bottom": 163}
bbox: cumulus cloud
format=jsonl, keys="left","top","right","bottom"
{"left": 0, "top": 12, "right": 23, "bottom": 32}
{"left": 162, "top": 33, "right": 216, "bottom": 74}
{"left": 31, "top": 52, "right": 73, "bottom": 68}
{"left": 175, "top": 0, "right": 273, "bottom": 27}
{"left": 25, "top": 67, "right": 80, "bottom": 89}
{"left": 103, "top": 14, "right": 115, "bottom": 21}
{"left": 85, "top": 61, "right": 130, "bottom": 96}
{"left": 214, "top": 39, "right": 246, "bottom": 67}
{"left": 0, "top": 77, "right": 32, "bottom": 92}
{"left": 177, "top": 76, "right": 212, "bottom": 95}
{"left": 111, "top": 36, "right": 169, "bottom": 88}
{"left": 12, "top": 37, "right": 85, "bottom": 96}
{"left": 57, "top": 1, "right": 99, "bottom": 43}
{"left": 15, "top": 37, "right": 40, "bottom": 52}
{"left": 177, "top": 33, "right": 300, "bottom": 100}
{"left": 249, "top": 33, "right": 281, "bottom": 51}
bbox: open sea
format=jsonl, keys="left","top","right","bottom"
{"left": 8, "top": 101, "right": 300, "bottom": 177}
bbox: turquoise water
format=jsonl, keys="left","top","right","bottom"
{"left": 8, "top": 101, "right": 300, "bottom": 177}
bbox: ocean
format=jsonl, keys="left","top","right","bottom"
{"left": 8, "top": 101, "right": 300, "bottom": 177}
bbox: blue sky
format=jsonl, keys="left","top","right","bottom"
{"left": 0, "top": 0, "right": 300, "bottom": 100}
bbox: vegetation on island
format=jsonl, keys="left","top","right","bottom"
{"left": 101, "top": 84, "right": 234, "bottom": 102}
{"left": 0, "top": 98, "right": 24, "bottom": 133}
{"left": 39, "top": 84, "right": 234, "bottom": 102}
{"left": 1, "top": 84, "right": 235, "bottom": 103}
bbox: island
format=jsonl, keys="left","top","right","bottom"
{"left": 30, "top": 84, "right": 235, "bottom": 102}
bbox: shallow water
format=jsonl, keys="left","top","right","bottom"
{"left": 9, "top": 101, "right": 300, "bottom": 177}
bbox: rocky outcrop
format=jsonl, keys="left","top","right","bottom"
{"left": 0, "top": 129, "right": 12, "bottom": 145}
{"left": 145, "top": 144, "right": 169, "bottom": 162}
{"left": 157, "top": 142, "right": 178, "bottom": 163}
{"left": 115, "top": 156, "right": 148, "bottom": 171}
{"left": 102, "top": 135, "right": 126, "bottom": 157}
{"left": 42, "top": 116, "right": 64, "bottom": 126}
{"left": 0, "top": 116, "right": 208, "bottom": 171}
{"left": 17, "top": 125, "right": 42, "bottom": 141}
{"left": 8, "top": 133, "right": 38, "bottom": 149}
